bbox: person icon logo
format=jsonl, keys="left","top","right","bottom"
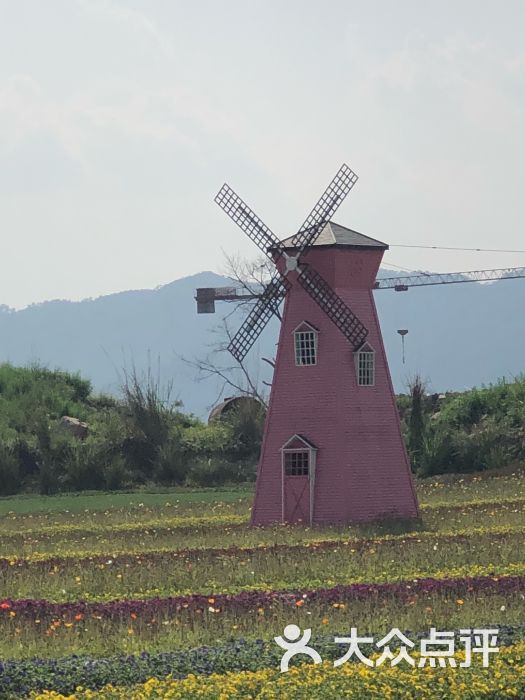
{"left": 274, "top": 624, "right": 322, "bottom": 672}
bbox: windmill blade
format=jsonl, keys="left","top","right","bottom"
{"left": 215, "top": 184, "right": 285, "bottom": 260}
{"left": 292, "top": 164, "right": 358, "bottom": 255}
{"left": 297, "top": 266, "right": 368, "bottom": 349}
{"left": 228, "top": 274, "right": 290, "bottom": 362}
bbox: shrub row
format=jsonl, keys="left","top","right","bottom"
{"left": 0, "top": 627, "right": 521, "bottom": 697}
{"left": 27, "top": 641, "right": 525, "bottom": 700}
{"left": 402, "top": 376, "right": 525, "bottom": 476}
{"left": 2, "top": 363, "right": 525, "bottom": 494}
{"left": 0, "top": 363, "right": 263, "bottom": 495}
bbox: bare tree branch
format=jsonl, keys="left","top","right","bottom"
{"left": 261, "top": 357, "right": 276, "bottom": 369}
{"left": 221, "top": 251, "right": 282, "bottom": 321}
{"left": 181, "top": 318, "right": 269, "bottom": 409}
{"left": 181, "top": 253, "right": 281, "bottom": 411}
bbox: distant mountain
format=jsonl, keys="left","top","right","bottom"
{"left": 1, "top": 270, "right": 524, "bottom": 418}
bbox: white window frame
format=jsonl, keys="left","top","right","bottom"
{"left": 356, "top": 347, "right": 375, "bottom": 386}
{"left": 294, "top": 329, "right": 317, "bottom": 366}
{"left": 283, "top": 449, "right": 310, "bottom": 477}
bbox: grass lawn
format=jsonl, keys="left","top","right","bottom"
{"left": 0, "top": 467, "right": 522, "bottom": 516}
{"left": 0, "top": 485, "right": 253, "bottom": 515}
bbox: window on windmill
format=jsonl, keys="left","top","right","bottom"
{"left": 294, "top": 330, "right": 317, "bottom": 366}
{"left": 357, "top": 350, "right": 375, "bottom": 386}
{"left": 284, "top": 450, "right": 310, "bottom": 476}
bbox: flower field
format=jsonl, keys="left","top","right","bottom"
{"left": 0, "top": 471, "right": 524, "bottom": 698}
{"left": 26, "top": 643, "right": 525, "bottom": 700}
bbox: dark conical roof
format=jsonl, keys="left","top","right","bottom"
{"left": 279, "top": 221, "right": 388, "bottom": 250}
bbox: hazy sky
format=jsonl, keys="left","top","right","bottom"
{"left": 1, "top": 0, "right": 524, "bottom": 308}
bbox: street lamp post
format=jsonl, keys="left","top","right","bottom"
{"left": 397, "top": 329, "right": 408, "bottom": 364}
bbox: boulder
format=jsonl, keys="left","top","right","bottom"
{"left": 60, "top": 416, "right": 88, "bottom": 439}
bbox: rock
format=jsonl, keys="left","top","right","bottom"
{"left": 60, "top": 416, "right": 88, "bottom": 439}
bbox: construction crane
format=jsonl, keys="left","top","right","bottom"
{"left": 195, "top": 266, "right": 525, "bottom": 314}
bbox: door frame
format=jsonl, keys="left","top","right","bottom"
{"left": 280, "top": 438, "right": 317, "bottom": 525}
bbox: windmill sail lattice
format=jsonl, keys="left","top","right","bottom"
{"left": 291, "top": 164, "right": 359, "bottom": 254}
{"left": 227, "top": 274, "right": 290, "bottom": 362}
{"left": 214, "top": 185, "right": 285, "bottom": 260}
{"left": 215, "top": 164, "right": 367, "bottom": 362}
{"left": 297, "top": 266, "right": 368, "bottom": 347}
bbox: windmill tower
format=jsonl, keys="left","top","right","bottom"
{"left": 213, "top": 164, "right": 419, "bottom": 525}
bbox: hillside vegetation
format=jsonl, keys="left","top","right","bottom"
{"left": 0, "top": 363, "right": 524, "bottom": 495}
{"left": 401, "top": 376, "right": 525, "bottom": 477}
{"left": 0, "top": 363, "right": 263, "bottom": 495}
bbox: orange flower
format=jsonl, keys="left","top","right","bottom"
{"left": 0, "top": 602, "right": 11, "bottom": 610}
{"left": 74, "top": 613, "right": 83, "bottom": 621}
{"left": 295, "top": 600, "right": 305, "bottom": 607}
{"left": 130, "top": 613, "right": 137, "bottom": 619}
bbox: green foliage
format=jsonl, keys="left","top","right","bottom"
{"left": 186, "top": 458, "right": 256, "bottom": 487}
{"left": 153, "top": 432, "right": 189, "bottom": 485}
{"left": 0, "top": 445, "right": 19, "bottom": 495}
{"left": 407, "top": 375, "right": 426, "bottom": 473}
{"left": 3, "top": 359, "right": 522, "bottom": 493}
{"left": 183, "top": 421, "right": 234, "bottom": 455}
{"left": 0, "top": 362, "right": 261, "bottom": 494}
{"left": 405, "top": 377, "right": 525, "bottom": 477}
{"left": 223, "top": 400, "right": 266, "bottom": 462}
{"left": 0, "top": 362, "right": 91, "bottom": 427}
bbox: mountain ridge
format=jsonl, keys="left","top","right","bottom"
{"left": 1, "top": 270, "right": 524, "bottom": 418}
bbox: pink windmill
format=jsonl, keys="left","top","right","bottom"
{"left": 208, "top": 164, "right": 420, "bottom": 525}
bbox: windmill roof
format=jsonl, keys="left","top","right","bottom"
{"left": 278, "top": 221, "right": 388, "bottom": 250}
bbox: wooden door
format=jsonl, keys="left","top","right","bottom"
{"left": 284, "top": 475, "right": 310, "bottom": 523}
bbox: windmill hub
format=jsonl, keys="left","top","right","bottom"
{"left": 284, "top": 254, "right": 299, "bottom": 273}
